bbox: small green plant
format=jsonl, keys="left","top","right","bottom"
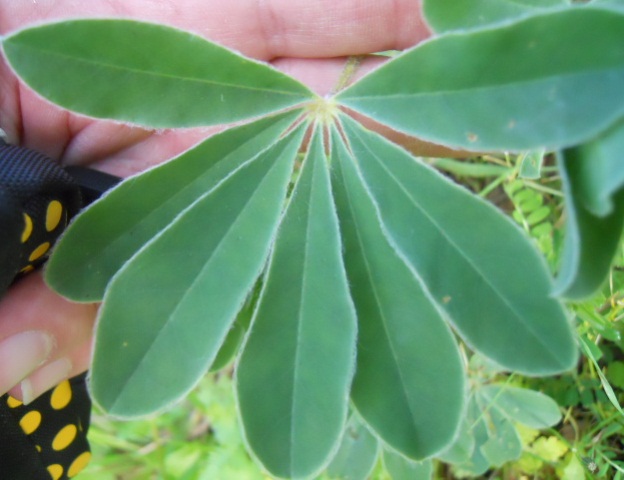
{"left": 2, "top": 1, "right": 624, "bottom": 478}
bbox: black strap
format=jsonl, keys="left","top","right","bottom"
{"left": 0, "top": 143, "right": 91, "bottom": 480}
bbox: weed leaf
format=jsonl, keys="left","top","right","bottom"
{"left": 331, "top": 127, "right": 464, "bottom": 459}
{"left": 2, "top": 20, "right": 313, "bottom": 127}
{"left": 90, "top": 128, "right": 302, "bottom": 416}
{"left": 480, "top": 384, "right": 562, "bottom": 428}
{"left": 340, "top": 115, "right": 577, "bottom": 375}
{"left": 236, "top": 130, "right": 357, "bottom": 478}
{"left": 338, "top": 7, "right": 624, "bottom": 151}
{"left": 46, "top": 111, "right": 303, "bottom": 301}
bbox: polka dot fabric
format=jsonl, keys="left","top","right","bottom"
{"left": 2, "top": 376, "right": 92, "bottom": 480}
{"left": 0, "top": 142, "right": 91, "bottom": 479}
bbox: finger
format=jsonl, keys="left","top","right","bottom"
{"left": 0, "top": 0, "right": 430, "bottom": 59}
{"left": 0, "top": 273, "right": 97, "bottom": 402}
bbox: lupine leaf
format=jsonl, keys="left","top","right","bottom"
{"left": 480, "top": 384, "right": 562, "bottom": 428}
{"left": 46, "top": 111, "right": 302, "bottom": 301}
{"left": 325, "top": 415, "right": 379, "bottom": 480}
{"left": 554, "top": 150, "right": 624, "bottom": 299}
{"left": 90, "top": 129, "right": 302, "bottom": 416}
{"left": 330, "top": 127, "right": 464, "bottom": 459}
{"left": 593, "top": 0, "right": 624, "bottom": 12}
{"left": 560, "top": 119, "right": 624, "bottom": 217}
{"left": 423, "top": 0, "right": 569, "bottom": 33}
{"left": 338, "top": 7, "right": 624, "bottom": 151}
{"left": 236, "top": 129, "right": 357, "bottom": 478}
{"left": 3, "top": 20, "right": 313, "bottom": 127}
{"left": 340, "top": 115, "right": 577, "bottom": 375}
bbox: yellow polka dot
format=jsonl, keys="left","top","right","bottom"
{"left": 47, "top": 464, "right": 63, "bottom": 480}
{"left": 19, "top": 265, "right": 35, "bottom": 275}
{"left": 52, "top": 424, "right": 77, "bottom": 451}
{"left": 67, "top": 451, "right": 91, "bottom": 478}
{"left": 7, "top": 396, "right": 22, "bottom": 408}
{"left": 50, "top": 380, "right": 72, "bottom": 410}
{"left": 28, "top": 242, "right": 50, "bottom": 262}
{"left": 46, "top": 200, "right": 63, "bottom": 232}
{"left": 21, "top": 213, "right": 33, "bottom": 243}
{"left": 35, "top": 445, "right": 41, "bottom": 452}
{"left": 19, "top": 410, "right": 42, "bottom": 435}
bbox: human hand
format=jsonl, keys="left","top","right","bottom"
{"left": 0, "top": 0, "right": 433, "bottom": 403}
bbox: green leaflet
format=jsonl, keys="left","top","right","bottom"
{"left": 208, "top": 282, "right": 258, "bottom": 373}
{"left": 454, "top": 396, "right": 491, "bottom": 476}
{"left": 480, "top": 384, "right": 562, "bottom": 429}
{"left": 338, "top": 7, "right": 624, "bottom": 151}
{"left": 383, "top": 450, "right": 433, "bottom": 480}
{"left": 436, "top": 416, "right": 475, "bottom": 465}
{"left": 475, "top": 398, "right": 523, "bottom": 468}
{"left": 325, "top": 416, "right": 379, "bottom": 480}
{"left": 561, "top": 119, "right": 624, "bottom": 217}
{"left": 554, "top": 150, "right": 624, "bottom": 300}
{"left": 236, "top": 130, "right": 357, "bottom": 479}
{"left": 90, "top": 129, "right": 302, "bottom": 417}
{"left": 518, "top": 150, "right": 545, "bottom": 179}
{"left": 46, "top": 111, "right": 302, "bottom": 301}
{"left": 330, "top": 127, "right": 464, "bottom": 459}
{"left": 423, "top": 0, "right": 569, "bottom": 33}
{"left": 593, "top": 0, "right": 624, "bottom": 12}
{"left": 340, "top": 115, "right": 577, "bottom": 375}
{"left": 2, "top": 20, "right": 313, "bottom": 128}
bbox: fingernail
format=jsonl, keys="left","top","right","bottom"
{"left": 0, "top": 331, "right": 54, "bottom": 396}
{"left": 20, "top": 357, "right": 73, "bottom": 405}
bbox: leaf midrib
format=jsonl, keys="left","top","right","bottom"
{"left": 106, "top": 150, "right": 290, "bottom": 412}
{"left": 338, "top": 147, "right": 423, "bottom": 434}
{"left": 7, "top": 41, "right": 309, "bottom": 97}
{"left": 350, "top": 125, "right": 564, "bottom": 367}
{"left": 75, "top": 124, "right": 297, "bottom": 297}
{"left": 341, "top": 65, "right": 624, "bottom": 101}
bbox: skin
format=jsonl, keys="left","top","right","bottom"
{"left": 0, "top": 0, "right": 455, "bottom": 402}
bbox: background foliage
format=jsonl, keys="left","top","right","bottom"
{"left": 2, "top": 0, "right": 624, "bottom": 478}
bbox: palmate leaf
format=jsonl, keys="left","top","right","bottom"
{"left": 46, "top": 111, "right": 303, "bottom": 301}
{"left": 330, "top": 127, "right": 464, "bottom": 459}
{"left": 236, "top": 129, "right": 357, "bottom": 479}
{"left": 339, "top": 115, "right": 577, "bottom": 375}
{"left": 423, "top": 0, "right": 569, "bottom": 33}
{"left": 338, "top": 6, "right": 624, "bottom": 152}
{"left": 2, "top": 20, "right": 314, "bottom": 128}
{"left": 90, "top": 126, "right": 305, "bottom": 416}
